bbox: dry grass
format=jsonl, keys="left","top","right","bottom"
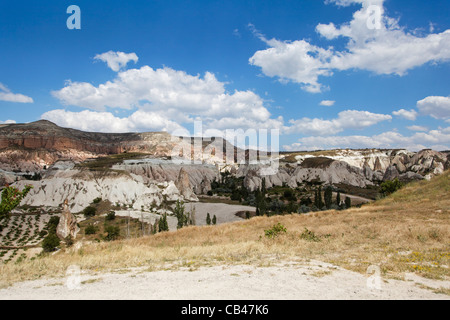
{"left": 1, "top": 171, "right": 449, "bottom": 287}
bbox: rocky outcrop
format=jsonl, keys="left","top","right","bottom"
{"left": 2, "top": 121, "right": 448, "bottom": 194}
{"left": 0, "top": 120, "right": 243, "bottom": 173}
{"left": 56, "top": 199, "right": 80, "bottom": 240}
{"left": 175, "top": 168, "right": 198, "bottom": 201}
{"left": 408, "top": 149, "right": 447, "bottom": 176}
{"left": 383, "top": 165, "right": 400, "bottom": 181}
{"left": 111, "top": 162, "right": 218, "bottom": 195}
{"left": 13, "top": 168, "right": 194, "bottom": 213}
{"left": 240, "top": 159, "right": 373, "bottom": 191}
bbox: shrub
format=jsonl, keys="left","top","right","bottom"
{"left": 300, "top": 228, "right": 321, "bottom": 242}
{"left": 212, "top": 215, "right": 217, "bottom": 225}
{"left": 380, "top": 179, "right": 404, "bottom": 197}
{"left": 83, "top": 206, "right": 97, "bottom": 218}
{"left": 39, "top": 230, "right": 48, "bottom": 238}
{"left": 105, "top": 211, "right": 116, "bottom": 221}
{"left": 264, "top": 223, "right": 287, "bottom": 239}
{"left": 298, "top": 205, "right": 311, "bottom": 214}
{"left": 65, "top": 235, "right": 74, "bottom": 247}
{"left": 42, "top": 233, "right": 60, "bottom": 252}
{"left": 206, "top": 213, "right": 211, "bottom": 225}
{"left": 104, "top": 225, "right": 120, "bottom": 241}
{"left": 92, "top": 197, "right": 102, "bottom": 204}
{"left": 283, "top": 189, "right": 296, "bottom": 201}
{"left": 85, "top": 224, "right": 97, "bottom": 235}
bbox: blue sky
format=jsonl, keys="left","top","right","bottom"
{"left": 0, "top": 0, "right": 449, "bottom": 151}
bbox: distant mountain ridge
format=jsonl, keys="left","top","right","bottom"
{"left": 0, "top": 120, "right": 448, "bottom": 186}
{"left": 0, "top": 120, "right": 240, "bottom": 173}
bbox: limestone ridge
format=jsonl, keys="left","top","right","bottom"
{"left": 0, "top": 120, "right": 243, "bottom": 172}
{"left": 0, "top": 120, "right": 178, "bottom": 171}
{"left": 240, "top": 149, "right": 449, "bottom": 191}
{"left": 2, "top": 121, "right": 449, "bottom": 197}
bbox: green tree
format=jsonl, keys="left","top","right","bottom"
{"left": 318, "top": 187, "right": 324, "bottom": 209}
{"left": 83, "top": 206, "right": 96, "bottom": 218}
{"left": 380, "top": 178, "right": 403, "bottom": 197}
{"left": 0, "top": 185, "right": 32, "bottom": 221}
{"left": 212, "top": 215, "right": 217, "bottom": 225}
{"left": 324, "top": 186, "right": 333, "bottom": 209}
{"left": 206, "top": 213, "right": 211, "bottom": 225}
{"left": 314, "top": 187, "right": 324, "bottom": 209}
{"left": 174, "top": 200, "right": 186, "bottom": 229}
{"left": 47, "top": 216, "right": 60, "bottom": 235}
{"left": 42, "top": 233, "right": 60, "bottom": 252}
{"left": 345, "top": 196, "right": 352, "bottom": 209}
{"left": 261, "top": 178, "right": 267, "bottom": 195}
{"left": 336, "top": 191, "right": 341, "bottom": 206}
{"left": 158, "top": 214, "right": 169, "bottom": 232}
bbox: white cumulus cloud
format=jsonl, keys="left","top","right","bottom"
{"left": 285, "top": 110, "right": 392, "bottom": 135}
{"left": 407, "top": 125, "right": 428, "bottom": 132}
{"left": 50, "top": 64, "right": 284, "bottom": 133}
{"left": 283, "top": 127, "right": 450, "bottom": 151}
{"left": 0, "top": 83, "right": 33, "bottom": 103}
{"left": 41, "top": 109, "right": 185, "bottom": 133}
{"left": 249, "top": 0, "right": 450, "bottom": 93}
{"left": 320, "top": 100, "right": 336, "bottom": 107}
{"left": 392, "top": 109, "right": 418, "bottom": 121}
{"left": 94, "top": 51, "right": 139, "bottom": 72}
{"left": 417, "top": 96, "right": 450, "bottom": 120}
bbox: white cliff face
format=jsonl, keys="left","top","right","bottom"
{"left": 12, "top": 168, "right": 193, "bottom": 213}
{"left": 289, "top": 161, "right": 372, "bottom": 188}
{"left": 293, "top": 149, "right": 413, "bottom": 172}
{"left": 112, "top": 161, "right": 218, "bottom": 195}
{"left": 240, "top": 160, "right": 373, "bottom": 191}
{"left": 237, "top": 148, "right": 449, "bottom": 191}
{"left": 9, "top": 149, "right": 449, "bottom": 208}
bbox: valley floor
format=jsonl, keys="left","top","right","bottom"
{"left": 0, "top": 259, "right": 448, "bottom": 300}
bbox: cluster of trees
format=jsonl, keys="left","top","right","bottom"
{"left": 206, "top": 213, "right": 216, "bottom": 225}
{"left": 173, "top": 200, "right": 196, "bottom": 229}
{"left": 314, "top": 186, "right": 351, "bottom": 211}
{"left": 210, "top": 171, "right": 249, "bottom": 202}
{"left": 209, "top": 173, "right": 355, "bottom": 217}
{"left": 252, "top": 181, "right": 352, "bottom": 217}
{"left": 148, "top": 213, "right": 169, "bottom": 234}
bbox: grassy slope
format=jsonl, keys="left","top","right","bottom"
{"left": 1, "top": 171, "right": 449, "bottom": 287}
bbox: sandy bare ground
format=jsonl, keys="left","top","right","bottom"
{"left": 1, "top": 260, "right": 448, "bottom": 300}
{"left": 113, "top": 202, "right": 254, "bottom": 231}
{"left": 184, "top": 202, "right": 255, "bottom": 226}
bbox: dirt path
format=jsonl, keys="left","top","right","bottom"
{"left": 1, "top": 260, "right": 448, "bottom": 300}
{"left": 340, "top": 193, "right": 373, "bottom": 205}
